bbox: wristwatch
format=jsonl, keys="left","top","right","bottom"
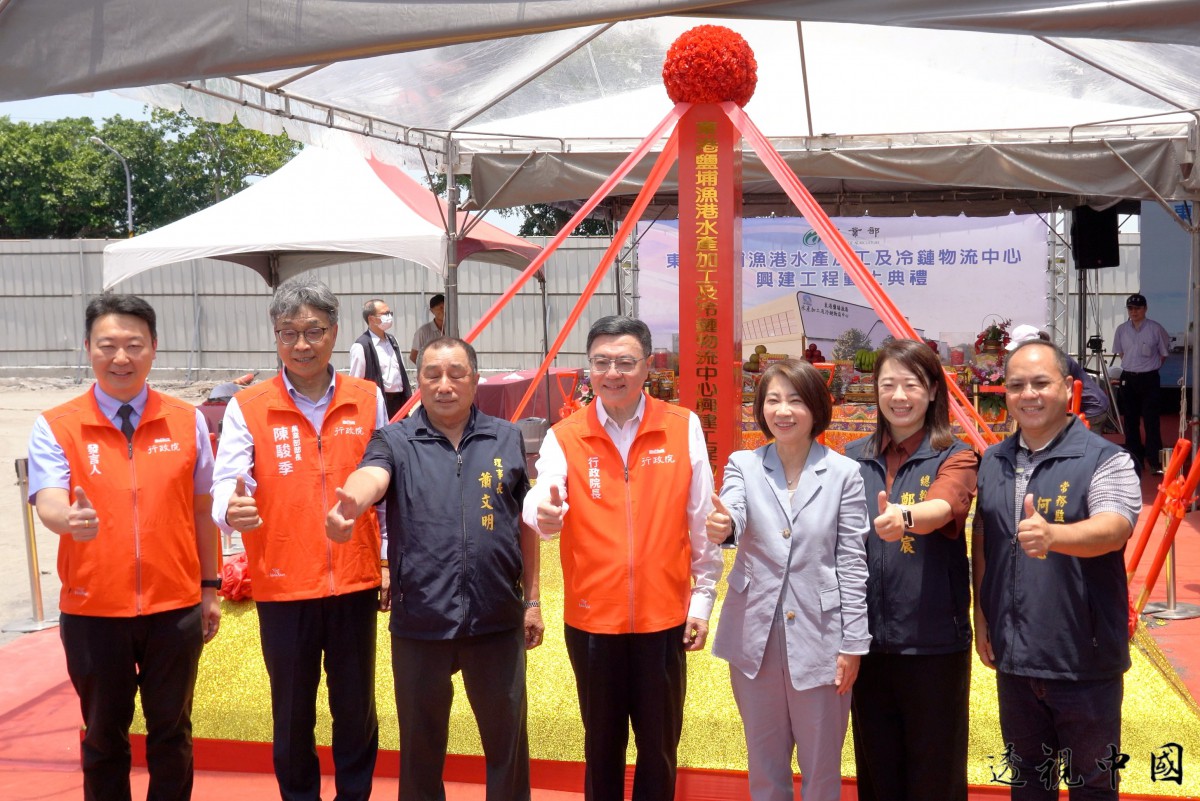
{"left": 523, "top": 600, "right": 541, "bottom": 609}
{"left": 901, "top": 507, "right": 914, "bottom": 530}
{"left": 201, "top": 578, "right": 222, "bottom": 590}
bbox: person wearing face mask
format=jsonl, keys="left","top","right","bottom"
{"left": 350, "top": 298, "right": 412, "bottom": 420}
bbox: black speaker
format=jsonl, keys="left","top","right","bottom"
{"left": 1071, "top": 206, "right": 1120, "bottom": 269}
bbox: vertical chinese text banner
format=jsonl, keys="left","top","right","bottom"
{"left": 677, "top": 104, "right": 743, "bottom": 486}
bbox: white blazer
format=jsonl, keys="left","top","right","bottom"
{"left": 711, "top": 441, "right": 871, "bottom": 691}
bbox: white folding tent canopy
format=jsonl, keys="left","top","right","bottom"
{"left": 101, "top": 147, "right": 541, "bottom": 289}
{"left": 3, "top": 3, "right": 1200, "bottom": 216}
{"left": 7, "top": 1, "right": 1200, "bottom": 397}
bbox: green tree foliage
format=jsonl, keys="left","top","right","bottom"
{"left": 517, "top": 204, "right": 612, "bottom": 238}
{"left": 424, "top": 171, "right": 610, "bottom": 238}
{"left": 0, "top": 109, "right": 300, "bottom": 238}
{"left": 833, "top": 327, "right": 873, "bottom": 361}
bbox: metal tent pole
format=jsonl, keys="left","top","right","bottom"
{"left": 444, "top": 141, "right": 460, "bottom": 338}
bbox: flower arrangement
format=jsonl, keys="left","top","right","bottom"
{"left": 971, "top": 362, "right": 1004, "bottom": 389}
{"left": 560, "top": 374, "right": 593, "bottom": 419}
{"left": 970, "top": 361, "right": 1006, "bottom": 417}
{"left": 662, "top": 25, "right": 758, "bottom": 106}
{"left": 974, "top": 317, "right": 1012, "bottom": 354}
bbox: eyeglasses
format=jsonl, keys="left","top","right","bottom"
{"left": 275, "top": 327, "right": 329, "bottom": 346}
{"left": 1005, "top": 379, "right": 1059, "bottom": 396}
{"left": 588, "top": 356, "right": 645, "bottom": 374}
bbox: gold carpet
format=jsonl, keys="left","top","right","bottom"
{"left": 149, "top": 543, "right": 1200, "bottom": 797}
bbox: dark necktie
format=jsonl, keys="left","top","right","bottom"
{"left": 117, "top": 404, "right": 136, "bottom": 443}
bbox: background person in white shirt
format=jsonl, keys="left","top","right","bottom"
{"left": 1112, "top": 293, "right": 1171, "bottom": 474}
{"left": 349, "top": 298, "right": 411, "bottom": 419}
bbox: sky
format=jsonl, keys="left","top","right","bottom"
{"left": 0, "top": 91, "right": 152, "bottom": 124}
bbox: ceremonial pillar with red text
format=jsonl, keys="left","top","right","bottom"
{"left": 677, "top": 104, "right": 743, "bottom": 486}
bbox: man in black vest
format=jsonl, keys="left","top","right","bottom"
{"left": 973, "top": 340, "right": 1141, "bottom": 800}
{"left": 349, "top": 298, "right": 411, "bottom": 419}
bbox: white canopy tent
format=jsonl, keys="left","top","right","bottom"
{"left": 5, "top": 1, "right": 1200, "bottom": 412}
{"left": 102, "top": 146, "right": 541, "bottom": 289}
{"left": 2, "top": 3, "right": 1199, "bottom": 212}
{"left": 49, "top": 16, "right": 1200, "bottom": 221}
{"left": 3, "top": 1, "right": 1200, "bottom": 103}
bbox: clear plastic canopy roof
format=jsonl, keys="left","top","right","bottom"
{"left": 113, "top": 17, "right": 1200, "bottom": 214}
{"left": 3, "top": 1, "right": 1198, "bottom": 212}
{"left": 123, "top": 18, "right": 1200, "bottom": 158}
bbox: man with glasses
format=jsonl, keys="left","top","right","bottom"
{"left": 523, "top": 315, "right": 722, "bottom": 801}
{"left": 1112, "top": 293, "right": 1171, "bottom": 475}
{"left": 212, "top": 276, "right": 388, "bottom": 801}
{"left": 973, "top": 339, "right": 1140, "bottom": 800}
{"left": 349, "top": 298, "right": 411, "bottom": 420}
{"left": 326, "top": 336, "right": 543, "bottom": 801}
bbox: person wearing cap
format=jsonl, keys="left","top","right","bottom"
{"left": 1007, "top": 324, "right": 1110, "bottom": 430}
{"left": 409, "top": 293, "right": 446, "bottom": 365}
{"left": 1112, "top": 293, "right": 1170, "bottom": 474}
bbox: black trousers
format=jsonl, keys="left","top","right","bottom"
{"left": 60, "top": 605, "right": 204, "bottom": 801}
{"left": 383, "top": 391, "right": 407, "bottom": 421}
{"left": 256, "top": 589, "right": 380, "bottom": 801}
{"left": 851, "top": 649, "right": 971, "bottom": 801}
{"left": 563, "top": 623, "right": 687, "bottom": 801}
{"left": 391, "top": 627, "right": 530, "bottom": 801}
{"left": 1119, "top": 369, "right": 1163, "bottom": 468}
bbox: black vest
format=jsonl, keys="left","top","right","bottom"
{"left": 355, "top": 330, "right": 410, "bottom": 401}
{"left": 977, "top": 419, "right": 1131, "bottom": 680}
{"left": 846, "top": 433, "right": 974, "bottom": 654}
{"left": 381, "top": 409, "right": 529, "bottom": 639}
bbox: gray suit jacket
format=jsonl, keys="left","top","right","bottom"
{"left": 711, "top": 442, "right": 871, "bottom": 692}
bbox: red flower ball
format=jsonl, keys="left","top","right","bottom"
{"left": 662, "top": 25, "right": 758, "bottom": 107}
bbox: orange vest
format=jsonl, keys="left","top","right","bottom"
{"left": 45, "top": 389, "right": 202, "bottom": 617}
{"left": 236, "top": 374, "right": 381, "bottom": 601}
{"left": 554, "top": 396, "right": 694, "bottom": 634}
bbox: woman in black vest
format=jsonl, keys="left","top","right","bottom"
{"left": 844, "top": 338, "right": 979, "bottom": 801}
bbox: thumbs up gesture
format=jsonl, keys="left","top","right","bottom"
{"left": 536, "top": 483, "right": 567, "bottom": 538}
{"left": 873, "top": 490, "right": 905, "bottom": 542}
{"left": 706, "top": 491, "right": 733, "bottom": 544}
{"left": 67, "top": 486, "right": 100, "bottom": 541}
{"left": 326, "top": 487, "right": 359, "bottom": 543}
{"left": 225, "top": 475, "right": 262, "bottom": 532}
{"left": 1016, "top": 493, "right": 1052, "bottom": 559}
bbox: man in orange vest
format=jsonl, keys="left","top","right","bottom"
{"left": 523, "top": 315, "right": 723, "bottom": 801}
{"left": 27, "top": 293, "right": 222, "bottom": 801}
{"left": 212, "top": 277, "right": 388, "bottom": 801}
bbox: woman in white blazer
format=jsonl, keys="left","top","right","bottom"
{"left": 707, "top": 359, "right": 870, "bottom": 801}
